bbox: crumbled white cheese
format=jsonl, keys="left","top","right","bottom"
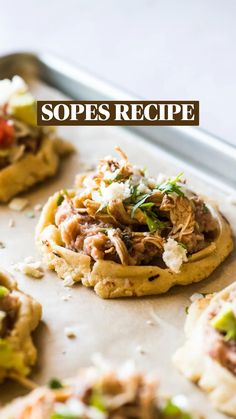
{"left": 8, "top": 197, "right": 29, "bottom": 211}
{"left": 136, "top": 182, "right": 151, "bottom": 195}
{"left": 156, "top": 173, "right": 168, "bottom": 185}
{"left": 190, "top": 293, "right": 204, "bottom": 302}
{"left": 103, "top": 168, "right": 120, "bottom": 181}
{"left": 63, "top": 274, "right": 74, "bottom": 287}
{"left": 162, "top": 238, "right": 187, "bottom": 273}
{"left": 171, "top": 394, "right": 190, "bottom": 412}
{"left": 64, "top": 326, "right": 77, "bottom": 338}
{"left": 0, "top": 75, "right": 27, "bottom": 106}
{"left": 55, "top": 398, "right": 106, "bottom": 419}
{"left": 92, "top": 181, "right": 131, "bottom": 203}
{"left": 83, "top": 175, "right": 97, "bottom": 190}
{"left": 14, "top": 257, "right": 44, "bottom": 279}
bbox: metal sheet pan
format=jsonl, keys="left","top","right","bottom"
{"left": 0, "top": 52, "right": 236, "bottom": 192}
{"left": 0, "top": 52, "right": 235, "bottom": 418}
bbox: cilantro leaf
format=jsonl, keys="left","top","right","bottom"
{"left": 48, "top": 378, "right": 63, "bottom": 389}
{"left": 158, "top": 172, "right": 184, "bottom": 197}
{"left": 145, "top": 212, "right": 166, "bottom": 233}
{"left": 131, "top": 194, "right": 151, "bottom": 217}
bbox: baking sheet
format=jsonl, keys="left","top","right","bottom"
{"left": 0, "top": 80, "right": 235, "bottom": 419}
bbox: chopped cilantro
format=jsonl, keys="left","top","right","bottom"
{"left": 161, "top": 399, "right": 192, "bottom": 419}
{"left": 131, "top": 194, "right": 151, "bottom": 217}
{"left": 158, "top": 172, "right": 184, "bottom": 197}
{"left": 48, "top": 378, "right": 63, "bottom": 389}
{"left": 185, "top": 306, "right": 189, "bottom": 315}
{"left": 139, "top": 202, "right": 155, "bottom": 210}
{"left": 57, "top": 194, "right": 65, "bottom": 206}
{"left": 203, "top": 203, "right": 209, "bottom": 213}
{"left": 178, "top": 242, "right": 187, "bottom": 250}
{"left": 145, "top": 212, "right": 166, "bottom": 233}
{"left": 50, "top": 413, "right": 77, "bottom": 419}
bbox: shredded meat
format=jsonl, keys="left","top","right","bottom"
{"left": 207, "top": 324, "right": 236, "bottom": 376}
{"left": 4, "top": 369, "right": 160, "bottom": 418}
{"left": 0, "top": 292, "right": 19, "bottom": 338}
{"left": 55, "top": 151, "right": 218, "bottom": 266}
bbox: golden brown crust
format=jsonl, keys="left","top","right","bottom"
{"left": 0, "top": 269, "right": 42, "bottom": 384}
{"left": 173, "top": 282, "right": 236, "bottom": 417}
{"left": 36, "top": 190, "right": 233, "bottom": 299}
{"left": 0, "top": 136, "right": 73, "bottom": 203}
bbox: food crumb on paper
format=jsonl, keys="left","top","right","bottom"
{"left": 227, "top": 195, "right": 236, "bottom": 205}
{"left": 146, "top": 319, "right": 154, "bottom": 326}
{"left": 25, "top": 211, "right": 35, "bottom": 219}
{"left": 136, "top": 345, "right": 145, "bottom": 354}
{"left": 8, "top": 218, "right": 15, "bottom": 228}
{"left": 0, "top": 241, "right": 5, "bottom": 249}
{"left": 64, "top": 326, "right": 77, "bottom": 338}
{"left": 61, "top": 294, "right": 72, "bottom": 301}
{"left": 8, "top": 197, "right": 29, "bottom": 211}
{"left": 34, "top": 203, "right": 43, "bottom": 212}
{"left": 14, "top": 256, "right": 44, "bottom": 279}
{"left": 63, "top": 275, "right": 74, "bottom": 287}
{"left": 190, "top": 293, "right": 204, "bottom": 302}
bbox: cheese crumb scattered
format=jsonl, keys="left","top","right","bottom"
{"left": 136, "top": 345, "right": 145, "bottom": 354}
{"left": 63, "top": 275, "right": 74, "bottom": 287}
{"left": 0, "top": 75, "right": 27, "bottom": 106}
{"left": 190, "top": 292, "right": 204, "bottom": 302}
{"left": 146, "top": 320, "right": 154, "bottom": 326}
{"left": 162, "top": 238, "right": 187, "bottom": 273}
{"left": 64, "top": 327, "right": 77, "bottom": 338}
{"left": 92, "top": 181, "right": 131, "bottom": 203}
{"left": 8, "top": 218, "right": 15, "bottom": 228}
{"left": 14, "top": 257, "right": 44, "bottom": 278}
{"left": 9, "top": 197, "right": 29, "bottom": 211}
{"left": 34, "top": 203, "right": 43, "bottom": 212}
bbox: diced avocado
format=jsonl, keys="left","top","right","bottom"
{"left": 0, "top": 286, "right": 9, "bottom": 299}
{"left": 90, "top": 389, "right": 107, "bottom": 412}
{"left": 211, "top": 307, "right": 236, "bottom": 341}
{"left": 9, "top": 92, "right": 37, "bottom": 126}
{"left": 0, "top": 338, "right": 28, "bottom": 375}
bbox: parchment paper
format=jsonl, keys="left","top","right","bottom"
{"left": 0, "top": 81, "right": 235, "bottom": 419}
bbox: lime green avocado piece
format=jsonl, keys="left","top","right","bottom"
{"left": 0, "top": 338, "right": 28, "bottom": 376}
{"left": 9, "top": 92, "right": 37, "bottom": 126}
{"left": 211, "top": 307, "right": 236, "bottom": 341}
{"left": 0, "top": 286, "right": 9, "bottom": 299}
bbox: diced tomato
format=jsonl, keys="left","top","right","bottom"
{"left": 0, "top": 117, "right": 15, "bottom": 148}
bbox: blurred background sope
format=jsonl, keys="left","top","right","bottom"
{"left": 1, "top": 0, "right": 235, "bottom": 144}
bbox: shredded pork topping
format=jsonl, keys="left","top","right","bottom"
{"left": 55, "top": 149, "right": 218, "bottom": 271}
{"left": 207, "top": 296, "right": 236, "bottom": 376}
{"left": 0, "top": 366, "right": 194, "bottom": 418}
{"left": 0, "top": 76, "right": 52, "bottom": 169}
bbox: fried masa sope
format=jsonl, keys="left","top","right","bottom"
{"left": 0, "top": 76, "right": 73, "bottom": 202}
{"left": 0, "top": 363, "right": 199, "bottom": 419}
{"left": 0, "top": 269, "right": 41, "bottom": 387}
{"left": 36, "top": 148, "right": 233, "bottom": 298}
{"left": 173, "top": 281, "right": 236, "bottom": 418}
